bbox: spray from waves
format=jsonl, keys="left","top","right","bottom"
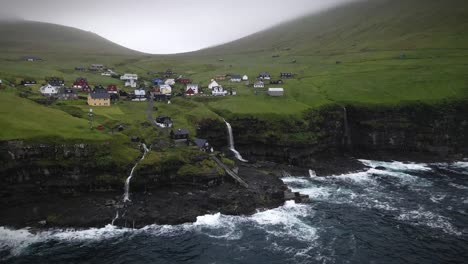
{"left": 0, "top": 201, "right": 317, "bottom": 259}
{"left": 397, "top": 208, "right": 462, "bottom": 236}
{"left": 0, "top": 225, "right": 131, "bottom": 259}
{"left": 359, "top": 159, "right": 432, "bottom": 171}
{"left": 280, "top": 160, "right": 465, "bottom": 236}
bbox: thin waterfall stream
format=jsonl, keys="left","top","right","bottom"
{"left": 123, "top": 143, "right": 150, "bottom": 203}
{"left": 224, "top": 120, "right": 248, "bottom": 162}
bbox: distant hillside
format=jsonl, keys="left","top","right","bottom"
{"left": 0, "top": 20, "right": 141, "bottom": 55}
{"left": 195, "top": 0, "right": 468, "bottom": 56}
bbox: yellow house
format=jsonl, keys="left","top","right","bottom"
{"left": 88, "top": 92, "right": 110, "bottom": 106}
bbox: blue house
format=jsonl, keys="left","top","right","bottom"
{"left": 153, "top": 78, "right": 164, "bottom": 85}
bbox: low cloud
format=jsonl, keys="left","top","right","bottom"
{"left": 0, "top": 0, "right": 355, "bottom": 53}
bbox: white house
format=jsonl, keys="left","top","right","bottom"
{"left": 121, "top": 73, "right": 138, "bottom": 88}
{"left": 242, "top": 75, "right": 249, "bottom": 81}
{"left": 165, "top": 79, "right": 176, "bottom": 86}
{"left": 268, "top": 88, "right": 284, "bottom": 97}
{"left": 208, "top": 80, "right": 220, "bottom": 89}
{"left": 40, "top": 84, "right": 58, "bottom": 96}
{"left": 254, "top": 81, "right": 264, "bottom": 88}
{"left": 133, "top": 89, "right": 147, "bottom": 101}
{"left": 212, "top": 86, "right": 227, "bottom": 96}
{"left": 186, "top": 84, "right": 199, "bottom": 95}
{"left": 160, "top": 84, "right": 172, "bottom": 95}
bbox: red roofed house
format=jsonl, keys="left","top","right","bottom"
{"left": 177, "top": 78, "right": 191, "bottom": 84}
{"left": 107, "top": 84, "right": 118, "bottom": 94}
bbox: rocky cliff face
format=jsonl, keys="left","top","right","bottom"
{"left": 197, "top": 101, "right": 468, "bottom": 169}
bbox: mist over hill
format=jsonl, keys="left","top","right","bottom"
{"left": 0, "top": 20, "right": 141, "bottom": 55}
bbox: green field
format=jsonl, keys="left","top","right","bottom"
{"left": 1, "top": 0, "right": 468, "bottom": 142}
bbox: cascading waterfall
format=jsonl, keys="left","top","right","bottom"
{"left": 123, "top": 143, "right": 150, "bottom": 202}
{"left": 224, "top": 120, "right": 248, "bottom": 162}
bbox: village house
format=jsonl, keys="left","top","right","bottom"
{"left": 230, "top": 74, "right": 242, "bottom": 82}
{"left": 155, "top": 116, "right": 173, "bottom": 128}
{"left": 47, "top": 77, "right": 65, "bottom": 87}
{"left": 159, "top": 84, "right": 172, "bottom": 95}
{"left": 242, "top": 75, "right": 249, "bottom": 81}
{"left": 212, "top": 86, "right": 227, "bottom": 96}
{"left": 165, "top": 79, "right": 176, "bottom": 86}
{"left": 258, "top": 72, "right": 271, "bottom": 80}
{"left": 186, "top": 84, "right": 199, "bottom": 95}
{"left": 150, "top": 87, "right": 169, "bottom": 102}
{"left": 120, "top": 73, "right": 138, "bottom": 88}
{"left": 194, "top": 138, "right": 213, "bottom": 152}
{"left": 107, "top": 85, "right": 118, "bottom": 94}
{"left": 164, "top": 69, "right": 174, "bottom": 77}
{"left": 177, "top": 78, "right": 191, "bottom": 84}
{"left": 90, "top": 64, "right": 105, "bottom": 71}
{"left": 39, "top": 84, "right": 58, "bottom": 96}
{"left": 58, "top": 88, "right": 78, "bottom": 100}
{"left": 215, "top": 75, "right": 226, "bottom": 81}
{"left": 88, "top": 90, "right": 110, "bottom": 106}
{"left": 133, "top": 89, "right": 147, "bottom": 101}
{"left": 101, "top": 72, "right": 111, "bottom": 76}
{"left": 254, "top": 80, "right": 265, "bottom": 88}
{"left": 74, "top": 79, "right": 90, "bottom": 91}
{"left": 75, "top": 66, "right": 86, "bottom": 71}
{"left": 21, "top": 80, "right": 37, "bottom": 86}
{"left": 268, "top": 88, "right": 284, "bottom": 97}
{"left": 208, "top": 80, "right": 220, "bottom": 89}
{"left": 280, "top": 72, "right": 294, "bottom": 78}
{"left": 170, "top": 128, "right": 189, "bottom": 141}
{"left": 22, "top": 56, "right": 42, "bottom": 62}
{"left": 270, "top": 80, "right": 284, "bottom": 85}
{"left": 153, "top": 78, "right": 164, "bottom": 85}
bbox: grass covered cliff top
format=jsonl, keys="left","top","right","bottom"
{"left": 0, "top": 0, "right": 467, "bottom": 143}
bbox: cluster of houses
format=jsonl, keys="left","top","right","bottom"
{"left": 16, "top": 65, "right": 294, "bottom": 107}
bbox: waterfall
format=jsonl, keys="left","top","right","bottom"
{"left": 123, "top": 143, "right": 150, "bottom": 203}
{"left": 224, "top": 120, "right": 248, "bottom": 162}
{"left": 342, "top": 106, "right": 352, "bottom": 148}
{"left": 309, "top": 169, "right": 317, "bottom": 178}
{"left": 111, "top": 211, "right": 119, "bottom": 226}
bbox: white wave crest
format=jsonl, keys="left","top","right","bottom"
{"left": 359, "top": 160, "right": 432, "bottom": 172}
{"left": 397, "top": 209, "right": 462, "bottom": 236}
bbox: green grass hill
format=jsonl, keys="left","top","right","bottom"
{"left": 0, "top": 20, "right": 141, "bottom": 55}
{"left": 0, "top": 0, "right": 467, "bottom": 143}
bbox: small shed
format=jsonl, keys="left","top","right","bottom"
{"left": 268, "top": 88, "right": 284, "bottom": 97}
{"left": 170, "top": 128, "right": 189, "bottom": 140}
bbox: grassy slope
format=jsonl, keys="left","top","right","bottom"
{"left": 1, "top": 0, "right": 467, "bottom": 142}
{"left": 0, "top": 21, "right": 141, "bottom": 55}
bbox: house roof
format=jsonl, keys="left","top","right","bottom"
{"left": 194, "top": 138, "right": 208, "bottom": 148}
{"left": 59, "top": 88, "right": 77, "bottom": 94}
{"left": 269, "top": 88, "right": 284, "bottom": 92}
{"left": 89, "top": 92, "right": 110, "bottom": 99}
{"left": 173, "top": 128, "right": 189, "bottom": 136}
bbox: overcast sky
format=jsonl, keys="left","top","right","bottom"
{"left": 0, "top": 0, "right": 354, "bottom": 54}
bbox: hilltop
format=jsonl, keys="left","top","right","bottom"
{"left": 194, "top": 0, "right": 468, "bottom": 56}
{"left": 0, "top": 20, "right": 141, "bottom": 55}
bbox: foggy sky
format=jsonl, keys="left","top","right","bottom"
{"left": 0, "top": 0, "right": 354, "bottom": 54}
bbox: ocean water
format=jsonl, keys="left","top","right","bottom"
{"left": 1, "top": 160, "right": 467, "bottom": 264}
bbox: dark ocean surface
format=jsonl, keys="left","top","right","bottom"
{"left": 1, "top": 160, "right": 467, "bottom": 264}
